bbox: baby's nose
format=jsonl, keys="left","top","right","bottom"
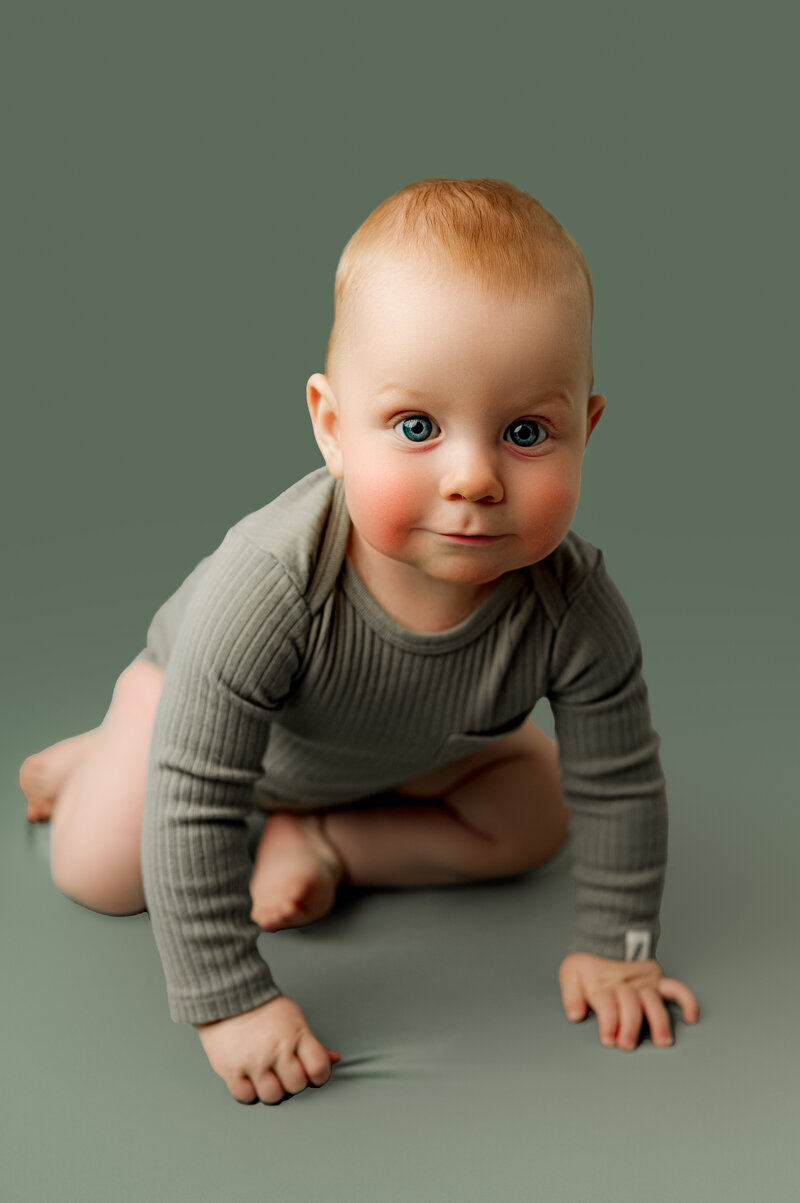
{"left": 439, "top": 447, "right": 503, "bottom": 503}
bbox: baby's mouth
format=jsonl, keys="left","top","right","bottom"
{"left": 437, "top": 533, "right": 503, "bottom": 544}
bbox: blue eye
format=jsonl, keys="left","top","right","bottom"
{"left": 395, "top": 415, "right": 438, "bottom": 442}
{"left": 505, "top": 420, "right": 547, "bottom": 448}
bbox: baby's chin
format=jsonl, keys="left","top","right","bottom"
{"left": 417, "top": 539, "right": 564, "bottom": 583}
{"left": 413, "top": 553, "right": 517, "bottom": 588}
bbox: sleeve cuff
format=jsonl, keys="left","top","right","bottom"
{"left": 569, "top": 925, "right": 659, "bottom": 962}
{"left": 167, "top": 974, "right": 283, "bottom": 1025}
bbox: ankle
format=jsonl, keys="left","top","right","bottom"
{"left": 319, "top": 814, "right": 350, "bottom": 886}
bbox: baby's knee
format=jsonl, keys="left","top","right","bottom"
{"left": 115, "top": 660, "right": 165, "bottom": 718}
{"left": 51, "top": 851, "right": 146, "bottom": 917}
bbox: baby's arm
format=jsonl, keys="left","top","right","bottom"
{"left": 547, "top": 550, "right": 699, "bottom": 1048}
{"left": 140, "top": 531, "right": 340, "bottom": 1099}
{"left": 141, "top": 532, "right": 295, "bottom": 1023}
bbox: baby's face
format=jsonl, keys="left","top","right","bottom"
{"left": 308, "top": 256, "right": 605, "bottom": 595}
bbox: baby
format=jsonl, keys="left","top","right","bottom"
{"left": 21, "top": 177, "right": 700, "bottom": 1105}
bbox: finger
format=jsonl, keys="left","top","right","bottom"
{"left": 614, "top": 986, "right": 644, "bottom": 1051}
{"left": 275, "top": 1055, "right": 311, "bottom": 1097}
{"left": 559, "top": 963, "right": 588, "bottom": 1022}
{"left": 657, "top": 978, "right": 700, "bottom": 1023}
{"left": 254, "top": 1067, "right": 285, "bottom": 1105}
{"left": 639, "top": 987, "right": 673, "bottom": 1047}
{"left": 231, "top": 1075, "right": 258, "bottom": 1105}
{"left": 586, "top": 986, "right": 618, "bottom": 1046}
{"left": 298, "top": 1032, "right": 339, "bottom": 1086}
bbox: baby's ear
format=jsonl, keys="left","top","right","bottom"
{"left": 585, "top": 393, "right": 606, "bottom": 443}
{"left": 306, "top": 373, "right": 344, "bottom": 478}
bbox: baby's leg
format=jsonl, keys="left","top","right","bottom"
{"left": 249, "top": 810, "right": 346, "bottom": 932}
{"left": 20, "top": 661, "right": 164, "bottom": 916}
{"left": 323, "top": 718, "right": 569, "bottom": 888}
{"left": 249, "top": 718, "right": 569, "bottom": 931}
{"left": 22, "top": 728, "right": 102, "bottom": 823}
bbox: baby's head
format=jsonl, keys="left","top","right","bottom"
{"left": 307, "top": 178, "right": 607, "bottom": 603}
{"left": 323, "top": 177, "right": 595, "bottom": 398}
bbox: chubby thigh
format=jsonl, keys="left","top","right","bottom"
{"left": 393, "top": 717, "right": 568, "bottom": 860}
{"left": 392, "top": 717, "right": 553, "bottom": 800}
{"left": 257, "top": 718, "right": 569, "bottom": 865}
{"left": 256, "top": 718, "right": 556, "bottom": 809}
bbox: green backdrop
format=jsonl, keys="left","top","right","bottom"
{"left": 3, "top": 3, "right": 797, "bottom": 1201}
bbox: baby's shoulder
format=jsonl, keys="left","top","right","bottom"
{"left": 544, "top": 529, "right": 602, "bottom": 593}
{"left": 525, "top": 530, "right": 603, "bottom": 625}
{"left": 227, "top": 466, "right": 340, "bottom": 597}
{"left": 140, "top": 470, "right": 340, "bottom": 672}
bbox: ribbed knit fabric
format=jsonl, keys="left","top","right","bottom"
{"left": 138, "top": 467, "right": 668, "bottom": 1024}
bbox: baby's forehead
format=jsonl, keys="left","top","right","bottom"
{"left": 363, "top": 250, "right": 588, "bottom": 317}
{"left": 343, "top": 276, "right": 592, "bottom": 398}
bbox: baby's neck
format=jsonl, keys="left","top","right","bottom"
{"left": 345, "top": 536, "right": 502, "bottom": 633}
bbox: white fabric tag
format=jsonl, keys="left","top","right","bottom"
{"left": 624, "top": 930, "right": 653, "bottom": 961}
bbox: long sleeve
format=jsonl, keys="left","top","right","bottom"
{"left": 546, "top": 551, "right": 669, "bottom": 962}
{"left": 140, "top": 530, "right": 311, "bottom": 1024}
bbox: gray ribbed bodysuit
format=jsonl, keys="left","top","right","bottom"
{"left": 137, "top": 467, "right": 668, "bottom": 1025}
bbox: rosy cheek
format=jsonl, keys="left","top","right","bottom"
{"left": 347, "top": 460, "right": 421, "bottom": 553}
{"left": 528, "top": 473, "right": 581, "bottom": 541}
{"left": 543, "top": 476, "right": 579, "bottom": 514}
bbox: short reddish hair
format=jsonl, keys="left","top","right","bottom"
{"left": 325, "top": 178, "right": 594, "bottom": 387}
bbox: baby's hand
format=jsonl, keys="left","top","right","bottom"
{"left": 558, "top": 952, "right": 700, "bottom": 1051}
{"left": 194, "top": 994, "right": 341, "bottom": 1104}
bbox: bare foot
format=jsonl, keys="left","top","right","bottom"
{"left": 20, "top": 729, "right": 102, "bottom": 823}
{"left": 249, "top": 811, "right": 347, "bottom": 932}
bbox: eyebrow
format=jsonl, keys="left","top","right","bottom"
{"left": 375, "top": 384, "right": 574, "bottom": 409}
{"left": 375, "top": 384, "right": 434, "bottom": 401}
